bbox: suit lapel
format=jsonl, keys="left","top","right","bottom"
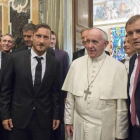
{"left": 0, "top": 52, "right": 6, "bottom": 82}
{"left": 24, "top": 50, "right": 34, "bottom": 90}
{"left": 129, "top": 54, "right": 140, "bottom": 89}
{"left": 136, "top": 56, "right": 140, "bottom": 87}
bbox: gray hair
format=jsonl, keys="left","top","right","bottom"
{"left": 1, "top": 33, "right": 15, "bottom": 44}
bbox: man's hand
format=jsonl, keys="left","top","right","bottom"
{"left": 66, "top": 124, "right": 73, "bottom": 139}
{"left": 2, "top": 119, "right": 13, "bottom": 131}
{"left": 52, "top": 119, "right": 60, "bottom": 130}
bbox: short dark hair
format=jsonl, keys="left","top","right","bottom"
{"left": 22, "top": 23, "right": 35, "bottom": 32}
{"left": 125, "top": 15, "right": 140, "bottom": 29}
{"left": 51, "top": 31, "right": 56, "bottom": 36}
{"left": 34, "top": 23, "right": 51, "bottom": 33}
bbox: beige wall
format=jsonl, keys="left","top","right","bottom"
{"left": 45, "top": 0, "right": 64, "bottom": 50}
{"left": 0, "top": 0, "right": 38, "bottom": 35}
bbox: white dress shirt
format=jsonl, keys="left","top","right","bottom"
{"left": 31, "top": 49, "right": 46, "bottom": 85}
{"left": 129, "top": 54, "right": 139, "bottom": 125}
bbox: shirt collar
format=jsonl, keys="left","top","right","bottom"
{"left": 53, "top": 47, "right": 55, "bottom": 51}
{"left": 88, "top": 51, "right": 107, "bottom": 63}
{"left": 31, "top": 48, "right": 46, "bottom": 60}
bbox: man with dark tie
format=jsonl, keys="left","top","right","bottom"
{"left": 50, "top": 31, "right": 69, "bottom": 140}
{"left": 0, "top": 23, "right": 60, "bottom": 140}
{"left": 0, "top": 37, "right": 9, "bottom": 140}
{"left": 126, "top": 15, "right": 140, "bottom": 140}
{"left": 14, "top": 23, "right": 55, "bottom": 57}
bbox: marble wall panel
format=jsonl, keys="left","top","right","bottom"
{"left": 9, "top": 0, "right": 30, "bottom": 38}
{"left": 40, "top": 0, "right": 64, "bottom": 50}
{"left": 0, "top": 0, "right": 38, "bottom": 35}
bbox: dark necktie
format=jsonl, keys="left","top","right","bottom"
{"left": 34, "top": 57, "right": 43, "bottom": 93}
{"left": 131, "top": 55, "right": 140, "bottom": 126}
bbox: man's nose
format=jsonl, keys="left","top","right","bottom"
{"left": 39, "top": 37, "right": 44, "bottom": 43}
{"left": 5, "top": 41, "right": 8, "bottom": 45}
{"left": 132, "top": 32, "right": 138, "bottom": 39}
{"left": 24, "top": 36, "right": 29, "bottom": 41}
{"left": 88, "top": 41, "right": 93, "bottom": 48}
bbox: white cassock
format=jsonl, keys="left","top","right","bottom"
{"left": 62, "top": 52, "right": 128, "bottom": 140}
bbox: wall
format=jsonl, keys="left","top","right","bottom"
{"left": 0, "top": 0, "right": 38, "bottom": 36}
{"left": 44, "top": 0, "right": 64, "bottom": 50}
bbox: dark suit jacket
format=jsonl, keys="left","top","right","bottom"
{"left": 73, "top": 48, "right": 110, "bottom": 60}
{"left": 73, "top": 48, "right": 85, "bottom": 60}
{"left": 14, "top": 45, "right": 55, "bottom": 57}
{"left": 0, "top": 52, "right": 9, "bottom": 119}
{"left": 0, "top": 50, "right": 60, "bottom": 129}
{"left": 0, "top": 52, "right": 9, "bottom": 94}
{"left": 128, "top": 53, "right": 140, "bottom": 138}
{"left": 54, "top": 48, "right": 69, "bottom": 122}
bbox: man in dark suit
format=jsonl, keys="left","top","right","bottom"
{"left": 73, "top": 28, "right": 110, "bottom": 60}
{"left": 0, "top": 43, "right": 9, "bottom": 140}
{"left": 73, "top": 28, "right": 89, "bottom": 60}
{"left": 126, "top": 15, "right": 140, "bottom": 140}
{"left": 0, "top": 33, "right": 15, "bottom": 140}
{"left": 0, "top": 23, "right": 60, "bottom": 140}
{"left": 14, "top": 23, "right": 55, "bottom": 57}
{"left": 50, "top": 31, "right": 69, "bottom": 140}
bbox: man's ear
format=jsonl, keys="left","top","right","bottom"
{"left": 104, "top": 41, "right": 109, "bottom": 49}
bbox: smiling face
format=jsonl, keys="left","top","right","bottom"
{"left": 23, "top": 30, "right": 33, "bottom": 47}
{"left": 1, "top": 35, "right": 14, "bottom": 53}
{"left": 126, "top": 19, "right": 140, "bottom": 53}
{"left": 124, "top": 36, "right": 135, "bottom": 57}
{"left": 32, "top": 27, "right": 51, "bottom": 56}
{"left": 86, "top": 29, "right": 108, "bottom": 59}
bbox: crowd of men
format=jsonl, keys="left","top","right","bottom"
{"left": 0, "top": 14, "right": 140, "bottom": 140}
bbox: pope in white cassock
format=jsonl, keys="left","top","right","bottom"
{"left": 62, "top": 28, "right": 128, "bottom": 140}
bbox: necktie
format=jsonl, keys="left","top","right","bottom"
{"left": 131, "top": 55, "right": 140, "bottom": 126}
{"left": 34, "top": 57, "right": 43, "bottom": 94}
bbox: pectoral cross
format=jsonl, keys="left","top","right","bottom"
{"left": 84, "top": 87, "right": 91, "bottom": 101}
